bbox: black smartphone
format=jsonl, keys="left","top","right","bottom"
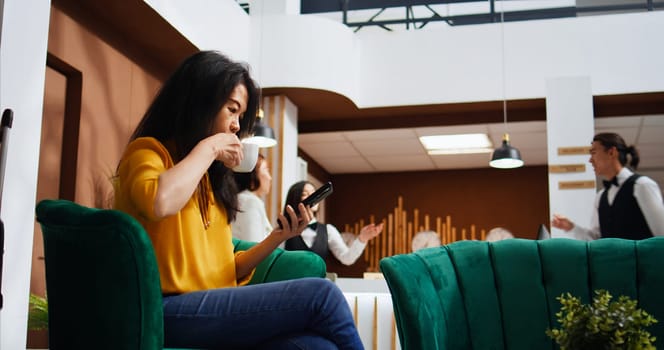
{"left": 279, "top": 182, "right": 334, "bottom": 229}
{"left": 302, "top": 181, "right": 333, "bottom": 208}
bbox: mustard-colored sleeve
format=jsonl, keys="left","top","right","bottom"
{"left": 117, "top": 138, "right": 171, "bottom": 221}
{"left": 234, "top": 251, "right": 256, "bottom": 286}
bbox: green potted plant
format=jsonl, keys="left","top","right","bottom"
{"left": 27, "top": 293, "right": 49, "bottom": 349}
{"left": 28, "top": 293, "right": 48, "bottom": 331}
{"left": 546, "top": 289, "right": 657, "bottom": 350}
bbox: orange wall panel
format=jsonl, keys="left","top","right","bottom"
{"left": 46, "top": 6, "right": 161, "bottom": 207}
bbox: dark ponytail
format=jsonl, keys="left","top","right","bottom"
{"left": 593, "top": 132, "right": 640, "bottom": 170}
{"left": 626, "top": 145, "right": 640, "bottom": 170}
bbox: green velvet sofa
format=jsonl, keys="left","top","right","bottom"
{"left": 35, "top": 199, "right": 326, "bottom": 350}
{"left": 380, "top": 237, "right": 664, "bottom": 350}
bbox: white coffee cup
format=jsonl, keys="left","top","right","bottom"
{"left": 232, "top": 139, "right": 259, "bottom": 173}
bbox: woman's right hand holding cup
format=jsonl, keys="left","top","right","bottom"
{"left": 205, "top": 133, "right": 243, "bottom": 168}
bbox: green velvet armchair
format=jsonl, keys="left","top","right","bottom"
{"left": 380, "top": 237, "right": 664, "bottom": 350}
{"left": 35, "top": 199, "right": 326, "bottom": 350}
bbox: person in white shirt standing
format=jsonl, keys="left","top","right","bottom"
{"left": 232, "top": 154, "right": 273, "bottom": 242}
{"left": 552, "top": 132, "right": 664, "bottom": 240}
{"left": 283, "top": 181, "right": 383, "bottom": 265}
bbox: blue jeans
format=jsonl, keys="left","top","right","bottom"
{"left": 162, "top": 277, "right": 364, "bottom": 350}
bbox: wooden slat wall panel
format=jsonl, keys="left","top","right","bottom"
{"left": 344, "top": 196, "right": 488, "bottom": 272}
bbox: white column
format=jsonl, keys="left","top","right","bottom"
{"left": 0, "top": 0, "right": 51, "bottom": 348}
{"left": 262, "top": 95, "right": 299, "bottom": 225}
{"left": 546, "top": 77, "right": 596, "bottom": 238}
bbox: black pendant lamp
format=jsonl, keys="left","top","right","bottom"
{"left": 490, "top": 4, "right": 523, "bottom": 169}
{"left": 247, "top": 108, "right": 277, "bottom": 148}
{"left": 490, "top": 133, "right": 524, "bottom": 169}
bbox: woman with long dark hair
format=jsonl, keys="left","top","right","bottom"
{"left": 233, "top": 154, "right": 273, "bottom": 242}
{"left": 552, "top": 132, "right": 664, "bottom": 240}
{"left": 114, "top": 51, "right": 363, "bottom": 349}
{"left": 283, "top": 181, "right": 383, "bottom": 265}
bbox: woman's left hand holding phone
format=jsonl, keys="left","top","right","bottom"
{"left": 235, "top": 203, "right": 313, "bottom": 279}
{"left": 273, "top": 203, "right": 313, "bottom": 240}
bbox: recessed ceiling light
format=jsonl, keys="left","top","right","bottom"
{"left": 419, "top": 133, "right": 493, "bottom": 155}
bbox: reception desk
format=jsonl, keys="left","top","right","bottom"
{"left": 337, "top": 277, "right": 401, "bottom": 350}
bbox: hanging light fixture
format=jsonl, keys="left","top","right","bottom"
{"left": 245, "top": 7, "right": 277, "bottom": 148}
{"left": 246, "top": 108, "right": 277, "bottom": 148}
{"left": 490, "top": 3, "right": 524, "bottom": 169}
{"left": 490, "top": 133, "right": 523, "bottom": 168}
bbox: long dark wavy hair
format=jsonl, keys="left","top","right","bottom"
{"left": 593, "top": 132, "right": 640, "bottom": 170}
{"left": 128, "top": 51, "right": 261, "bottom": 222}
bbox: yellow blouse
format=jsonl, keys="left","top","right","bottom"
{"left": 114, "top": 137, "right": 251, "bottom": 294}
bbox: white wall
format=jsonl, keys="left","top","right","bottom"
{"left": 358, "top": 11, "right": 664, "bottom": 107}
{"left": 143, "top": 0, "right": 251, "bottom": 62}
{"left": 257, "top": 14, "right": 362, "bottom": 103}
{"left": 0, "top": 0, "right": 51, "bottom": 348}
{"left": 252, "top": 11, "right": 664, "bottom": 109}
{"left": 250, "top": 0, "right": 300, "bottom": 16}
{"left": 146, "top": 4, "right": 664, "bottom": 110}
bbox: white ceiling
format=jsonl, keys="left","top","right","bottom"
{"left": 299, "top": 114, "right": 664, "bottom": 187}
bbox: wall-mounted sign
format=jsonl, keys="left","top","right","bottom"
{"left": 363, "top": 272, "right": 385, "bottom": 280}
{"left": 558, "top": 146, "right": 591, "bottom": 156}
{"left": 549, "top": 164, "right": 586, "bottom": 173}
{"left": 559, "top": 180, "right": 596, "bottom": 190}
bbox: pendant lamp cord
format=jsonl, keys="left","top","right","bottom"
{"left": 258, "top": 1, "right": 265, "bottom": 84}
{"left": 500, "top": 1, "right": 507, "bottom": 137}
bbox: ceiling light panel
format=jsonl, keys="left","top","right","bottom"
{"left": 419, "top": 133, "right": 493, "bottom": 154}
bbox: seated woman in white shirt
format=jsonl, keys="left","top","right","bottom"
{"left": 282, "top": 181, "right": 383, "bottom": 265}
{"left": 552, "top": 132, "right": 664, "bottom": 240}
{"left": 232, "top": 154, "right": 273, "bottom": 242}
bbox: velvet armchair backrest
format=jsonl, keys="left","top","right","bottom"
{"left": 234, "top": 238, "right": 327, "bottom": 284}
{"left": 380, "top": 237, "right": 664, "bottom": 350}
{"left": 36, "top": 199, "right": 164, "bottom": 350}
{"left": 36, "top": 199, "right": 327, "bottom": 349}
